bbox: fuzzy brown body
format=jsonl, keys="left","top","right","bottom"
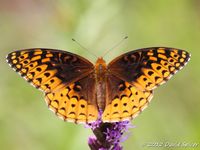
{"left": 95, "top": 57, "right": 107, "bottom": 111}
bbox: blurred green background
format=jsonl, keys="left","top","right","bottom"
{"left": 0, "top": 0, "right": 200, "bottom": 150}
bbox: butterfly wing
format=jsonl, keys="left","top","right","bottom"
{"left": 45, "top": 74, "right": 98, "bottom": 123}
{"left": 6, "top": 48, "right": 98, "bottom": 123}
{"left": 102, "top": 47, "right": 190, "bottom": 122}
{"left": 108, "top": 47, "right": 190, "bottom": 91}
{"left": 102, "top": 74, "right": 153, "bottom": 122}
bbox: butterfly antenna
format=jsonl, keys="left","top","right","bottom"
{"left": 72, "top": 38, "right": 98, "bottom": 58}
{"left": 102, "top": 36, "right": 128, "bottom": 57}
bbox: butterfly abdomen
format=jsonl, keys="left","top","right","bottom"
{"left": 95, "top": 57, "right": 107, "bottom": 111}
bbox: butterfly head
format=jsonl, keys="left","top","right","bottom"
{"left": 95, "top": 57, "right": 107, "bottom": 69}
{"left": 95, "top": 57, "right": 107, "bottom": 81}
{"left": 96, "top": 57, "right": 106, "bottom": 64}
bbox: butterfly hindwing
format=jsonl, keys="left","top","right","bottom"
{"left": 102, "top": 74, "right": 153, "bottom": 122}
{"left": 108, "top": 47, "right": 190, "bottom": 91}
{"left": 45, "top": 75, "right": 98, "bottom": 123}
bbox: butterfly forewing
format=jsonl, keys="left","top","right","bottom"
{"left": 108, "top": 47, "right": 190, "bottom": 91}
{"left": 6, "top": 49, "right": 94, "bottom": 91}
{"left": 6, "top": 48, "right": 98, "bottom": 123}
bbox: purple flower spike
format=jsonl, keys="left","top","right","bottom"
{"left": 87, "top": 117, "right": 134, "bottom": 150}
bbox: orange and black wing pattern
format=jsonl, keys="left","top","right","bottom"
{"left": 45, "top": 75, "right": 98, "bottom": 123}
{"left": 6, "top": 48, "right": 98, "bottom": 123}
{"left": 102, "top": 47, "right": 190, "bottom": 122}
{"left": 102, "top": 74, "right": 153, "bottom": 122}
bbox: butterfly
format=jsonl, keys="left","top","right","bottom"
{"left": 6, "top": 47, "right": 190, "bottom": 124}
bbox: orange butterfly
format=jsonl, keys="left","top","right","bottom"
{"left": 6, "top": 47, "right": 190, "bottom": 124}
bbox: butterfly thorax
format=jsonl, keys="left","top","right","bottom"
{"left": 95, "top": 57, "right": 107, "bottom": 110}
